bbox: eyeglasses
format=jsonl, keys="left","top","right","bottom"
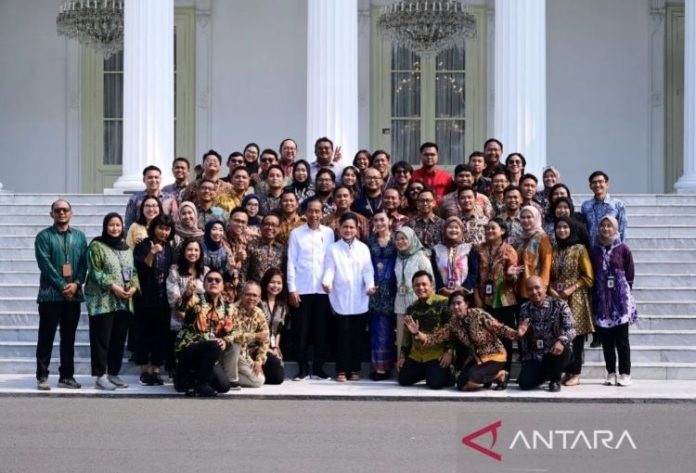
{"left": 199, "top": 187, "right": 215, "bottom": 192}
{"left": 231, "top": 218, "right": 248, "bottom": 225}
{"left": 229, "top": 160, "right": 244, "bottom": 165}
{"left": 394, "top": 170, "right": 409, "bottom": 175}
{"left": 52, "top": 207, "right": 71, "bottom": 213}
{"left": 205, "top": 277, "right": 222, "bottom": 283}
{"left": 507, "top": 160, "right": 522, "bottom": 165}
{"left": 409, "top": 187, "right": 423, "bottom": 193}
{"left": 317, "top": 178, "right": 333, "bottom": 183}
{"left": 260, "top": 158, "right": 276, "bottom": 163}
{"left": 365, "top": 176, "right": 382, "bottom": 181}
{"left": 417, "top": 198, "right": 434, "bottom": 204}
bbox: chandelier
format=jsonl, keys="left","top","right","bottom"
{"left": 56, "top": 0, "right": 124, "bottom": 58}
{"left": 377, "top": 1, "right": 477, "bottom": 56}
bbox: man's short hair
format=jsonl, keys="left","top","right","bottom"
{"left": 232, "top": 166, "right": 250, "bottom": 177}
{"left": 142, "top": 165, "right": 161, "bottom": 176}
{"left": 173, "top": 157, "right": 190, "bottom": 168}
{"left": 229, "top": 207, "right": 249, "bottom": 218}
{"left": 261, "top": 148, "right": 279, "bottom": 160}
{"left": 227, "top": 152, "right": 244, "bottom": 164}
{"left": 588, "top": 170, "right": 609, "bottom": 182}
{"left": 203, "top": 149, "right": 222, "bottom": 164}
{"left": 199, "top": 177, "right": 216, "bottom": 187}
{"left": 391, "top": 160, "right": 414, "bottom": 175}
{"left": 315, "top": 168, "right": 336, "bottom": 182}
{"left": 279, "top": 138, "right": 298, "bottom": 152}
{"left": 266, "top": 164, "right": 285, "bottom": 177}
{"left": 314, "top": 137, "right": 334, "bottom": 151}
{"left": 420, "top": 142, "right": 438, "bottom": 153}
{"left": 454, "top": 164, "right": 474, "bottom": 176}
{"left": 484, "top": 138, "right": 503, "bottom": 152}
{"left": 468, "top": 151, "right": 485, "bottom": 161}
{"left": 370, "top": 150, "right": 391, "bottom": 165}
{"left": 491, "top": 169, "right": 508, "bottom": 180}
{"left": 457, "top": 185, "right": 477, "bottom": 198}
{"left": 520, "top": 173, "right": 538, "bottom": 185}
{"left": 412, "top": 270, "right": 433, "bottom": 284}
{"left": 503, "top": 185, "right": 522, "bottom": 197}
{"left": 51, "top": 199, "right": 71, "bottom": 211}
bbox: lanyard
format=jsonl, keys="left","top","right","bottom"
{"left": 54, "top": 230, "right": 71, "bottom": 261}
{"left": 447, "top": 246, "right": 457, "bottom": 284}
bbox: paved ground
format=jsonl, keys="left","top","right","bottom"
{"left": 0, "top": 397, "right": 693, "bottom": 473}
{"left": 2, "top": 374, "right": 696, "bottom": 401}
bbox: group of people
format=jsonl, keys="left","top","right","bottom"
{"left": 34, "top": 136, "right": 637, "bottom": 396}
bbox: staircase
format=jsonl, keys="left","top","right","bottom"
{"left": 0, "top": 193, "right": 694, "bottom": 379}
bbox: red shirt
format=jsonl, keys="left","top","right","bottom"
{"left": 411, "top": 167, "right": 454, "bottom": 204}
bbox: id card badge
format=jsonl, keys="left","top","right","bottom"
{"left": 62, "top": 263, "right": 73, "bottom": 279}
{"left": 398, "top": 285, "right": 406, "bottom": 296}
{"left": 447, "top": 280, "right": 456, "bottom": 290}
{"left": 484, "top": 283, "right": 494, "bottom": 296}
{"left": 536, "top": 339, "right": 544, "bottom": 350}
{"left": 607, "top": 276, "right": 615, "bottom": 289}
{"left": 556, "top": 282, "right": 564, "bottom": 292}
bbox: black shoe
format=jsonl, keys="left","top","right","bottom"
{"left": 590, "top": 335, "right": 601, "bottom": 348}
{"left": 57, "top": 377, "right": 82, "bottom": 389}
{"left": 139, "top": 372, "right": 154, "bottom": 386}
{"left": 194, "top": 383, "right": 217, "bottom": 397}
{"left": 311, "top": 368, "right": 330, "bottom": 380}
{"left": 370, "top": 371, "right": 390, "bottom": 381}
{"left": 548, "top": 381, "right": 561, "bottom": 393}
{"left": 150, "top": 373, "right": 164, "bottom": 386}
{"left": 493, "top": 373, "right": 509, "bottom": 391}
{"left": 293, "top": 367, "right": 308, "bottom": 381}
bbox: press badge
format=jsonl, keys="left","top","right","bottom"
{"left": 122, "top": 268, "right": 132, "bottom": 289}
{"left": 556, "top": 283, "right": 564, "bottom": 292}
{"left": 607, "top": 276, "right": 615, "bottom": 289}
{"left": 536, "top": 339, "right": 544, "bottom": 350}
{"left": 447, "top": 280, "right": 456, "bottom": 290}
{"left": 484, "top": 283, "right": 494, "bottom": 296}
{"left": 398, "top": 285, "right": 406, "bottom": 296}
{"left": 62, "top": 263, "right": 73, "bottom": 279}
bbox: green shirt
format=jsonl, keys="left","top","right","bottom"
{"left": 35, "top": 225, "right": 88, "bottom": 303}
{"left": 84, "top": 241, "right": 140, "bottom": 316}
{"left": 401, "top": 294, "right": 451, "bottom": 363}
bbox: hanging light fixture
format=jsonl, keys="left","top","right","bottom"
{"left": 377, "top": 1, "right": 477, "bottom": 56}
{"left": 56, "top": 0, "right": 124, "bottom": 58}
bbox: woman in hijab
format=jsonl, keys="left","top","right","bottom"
{"left": 201, "top": 220, "right": 230, "bottom": 274}
{"left": 84, "top": 213, "right": 140, "bottom": 391}
{"left": 536, "top": 166, "right": 561, "bottom": 214}
{"left": 283, "top": 159, "right": 315, "bottom": 206}
{"left": 430, "top": 216, "right": 480, "bottom": 297}
{"left": 545, "top": 197, "right": 590, "bottom": 247}
{"left": 590, "top": 215, "right": 638, "bottom": 387}
{"left": 514, "top": 205, "right": 552, "bottom": 301}
{"left": 173, "top": 201, "right": 204, "bottom": 248}
{"left": 393, "top": 226, "right": 434, "bottom": 350}
{"left": 550, "top": 216, "right": 594, "bottom": 386}
{"left": 242, "top": 194, "right": 262, "bottom": 238}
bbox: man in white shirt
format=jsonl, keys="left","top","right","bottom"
{"left": 286, "top": 198, "right": 335, "bottom": 380}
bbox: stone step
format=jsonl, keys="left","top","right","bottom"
{"left": 627, "top": 329, "right": 696, "bottom": 345}
{"left": 0, "top": 204, "right": 125, "bottom": 216}
{"left": 625, "top": 205, "right": 696, "bottom": 215}
{"left": 581, "top": 362, "right": 696, "bottom": 380}
{"left": 628, "top": 214, "right": 696, "bottom": 224}
{"left": 0, "top": 224, "right": 102, "bottom": 236}
{"left": 0, "top": 260, "right": 40, "bottom": 272}
{"left": 0, "top": 341, "right": 92, "bottom": 358}
{"left": 629, "top": 225, "right": 696, "bottom": 238}
{"left": 584, "top": 346, "right": 696, "bottom": 363}
{"left": 635, "top": 261, "right": 696, "bottom": 272}
{"left": 0, "top": 214, "right": 110, "bottom": 225}
{"left": 0, "top": 327, "right": 90, "bottom": 343}
{"left": 574, "top": 194, "right": 696, "bottom": 205}
{"left": 634, "top": 274, "right": 696, "bottom": 287}
{"left": 626, "top": 238, "right": 696, "bottom": 249}
{"left": 0, "top": 194, "right": 130, "bottom": 205}
{"left": 0, "top": 285, "right": 38, "bottom": 298}
{"left": 0, "top": 272, "right": 39, "bottom": 284}
{"left": 0, "top": 311, "right": 89, "bottom": 327}
{"left": 636, "top": 315, "right": 696, "bottom": 330}
{"left": 632, "top": 250, "right": 696, "bottom": 261}
{"left": 636, "top": 301, "right": 696, "bottom": 315}
{"left": 632, "top": 288, "right": 696, "bottom": 301}
{"left": 0, "top": 358, "right": 140, "bottom": 375}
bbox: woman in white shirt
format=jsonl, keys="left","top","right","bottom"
{"left": 322, "top": 212, "right": 376, "bottom": 382}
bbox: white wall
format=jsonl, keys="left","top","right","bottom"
{"left": 547, "top": 0, "right": 652, "bottom": 193}
{"left": 208, "top": 0, "right": 308, "bottom": 163}
{"left": 0, "top": 0, "right": 69, "bottom": 193}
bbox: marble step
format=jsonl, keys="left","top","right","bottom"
{"left": 633, "top": 274, "right": 696, "bottom": 286}
{"left": 635, "top": 261, "right": 696, "bottom": 272}
{"left": 636, "top": 301, "right": 696, "bottom": 315}
{"left": 632, "top": 288, "right": 696, "bottom": 301}
{"left": 580, "top": 362, "right": 696, "bottom": 380}
{"left": 0, "top": 194, "right": 130, "bottom": 205}
{"left": 631, "top": 250, "right": 696, "bottom": 262}
{"left": 624, "top": 205, "right": 696, "bottom": 215}
{"left": 628, "top": 225, "right": 696, "bottom": 238}
{"left": 0, "top": 341, "right": 92, "bottom": 358}
{"left": 635, "top": 315, "right": 696, "bottom": 330}
{"left": 0, "top": 358, "right": 140, "bottom": 375}
{"left": 584, "top": 346, "right": 696, "bottom": 363}
{"left": 628, "top": 215, "right": 695, "bottom": 225}
{"left": 574, "top": 194, "right": 696, "bottom": 205}
{"left": 0, "top": 327, "right": 90, "bottom": 343}
{"left": 626, "top": 329, "right": 696, "bottom": 345}
{"left": 625, "top": 238, "right": 696, "bottom": 249}
{"left": 0, "top": 311, "right": 89, "bottom": 327}
{"left": 0, "top": 260, "right": 40, "bottom": 272}
{"left": 0, "top": 214, "right": 112, "bottom": 226}
{"left": 0, "top": 204, "right": 125, "bottom": 215}
{"left": 0, "top": 224, "right": 102, "bottom": 236}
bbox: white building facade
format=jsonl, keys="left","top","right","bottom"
{"left": 0, "top": 0, "right": 693, "bottom": 194}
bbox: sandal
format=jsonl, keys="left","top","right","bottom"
{"left": 336, "top": 372, "right": 347, "bottom": 382}
{"left": 349, "top": 373, "right": 360, "bottom": 381}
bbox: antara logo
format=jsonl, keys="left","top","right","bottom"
{"left": 462, "top": 421, "right": 637, "bottom": 462}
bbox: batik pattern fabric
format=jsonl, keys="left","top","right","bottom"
{"left": 367, "top": 235, "right": 398, "bottom": 316}
{"left": 406, "top": 215, "right": 444, "bottom": 249}
{"left": 518, "top": 297, "right": 576, "bottom": 362}
{"left": 84, "top": 241, "right": 140, "bottom": 316}
{"left": 581, "top": 194, "right": 628, "bottom": 242}
{"left": 551, "top": 244, "right": 594, "bottom": 335}
{"left": 476, "top": 242, "right": 518, "bottom": 309}
{"left": 590, "top": 240, "right": 638, "bottom": 329}
{"left": 400, "top": 294, "right": 451, "bottom": 362}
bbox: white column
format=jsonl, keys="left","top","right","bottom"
{"left": 675, "top": 0, "right": 696, "bottom": 193}
{"left": 493, "top": 0, "right": 546, "bottom": 178}
{"left": 110, "top": 0, "right": 174, "bottom": 193}
{"left": 306, "top": 0, "right": 358, "bottom": 158}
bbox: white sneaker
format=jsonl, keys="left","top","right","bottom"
{"left": 604, "top": 372, "right": 617, "bottom": 386}
{"left": 617, "top": 374, "right": 632, "bottom": 386}
{"left": 95, "top": 375, "right": 116, "bottom": 391}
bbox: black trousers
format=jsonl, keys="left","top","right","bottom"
{"left": 263, "top": 351, "right": 285, "bottom": 385}
{"left": 517, "top": 345, "right": 572, "bottom": 390}
{"left": 88, "top": 310, "right": 131, "bottom": 377}
{"left": 456, "top": 360, "right": 505, "bottom": 390}
{"left": 292, "top": 293, "right": 330, "bottom": 369}
{"left": 487, "top": 305, "right": 517, "bottom": 373}
{"left": 36, "top": 301, "right": 81, "bottom": 380}
{"left": 177, "top": 341, "right": 230, "bottom": 393}
{"left": 598, "top": 323, "right": 631, "bottom": 375}
{"left": 133, "top": 303, "right": 170, "bottom": 367}
{"left": 336, "top": 314, "right": 366, "bottom": 374}
{"left": 565, "top": 334, "right": 585, "bottom": 375}
{"left": 398, "top": 358, "right": 450, "bottom": 390}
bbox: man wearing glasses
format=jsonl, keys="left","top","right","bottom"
{"left": 352, "top": 167, "right": 384, "bottom": 219}
{"left": 309, "top": 137, "right": 345, "bottom": 183}
{"left": 581, "top": 171, "right": 627, "bottom": 242}
{"left": 195, "top": 178, "right": 228, "bottom": 228}
{"left": 221, "top": 152, "right": 245, "bottom": 184}
{"left": 34, "top": 200, "right": 88, "bottom": 390}
{"left": 124, "top": 165, "right": 179, "bottom": 231}
{"left": 243, "top": 213, "right": 286, "bottom": 284}
{"left": 406, "top": 188, "right": 444, "bottom": 250}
